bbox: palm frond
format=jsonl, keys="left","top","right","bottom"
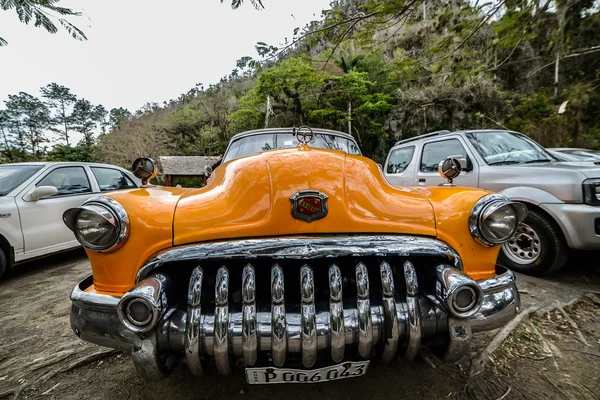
{"left": 0, "top": 36, "right": 8, "bottom": 46}
{"left": 33, "top": 10, "right": 58, "bottom": 33}
{"left": 59, "top": 18, "right": 87, "bottom": 41}
{"left": 225, "top": 0, "right": 263, "bottom": 10}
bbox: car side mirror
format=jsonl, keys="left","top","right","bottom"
{"left": 204, "top": 165, "right": 213, "bottom": 178}
{"left": 377, "top": 163, "right": 383, "bottom": 171}
{"left": 26, "top": 186, "right": 58, "bottom": 201}
{"left": 448, "top": 154, "right": 472, "bottom": 172}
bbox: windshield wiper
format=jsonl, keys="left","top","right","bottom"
{"left": 523, "top": 159, "right": 552, "bottom": 164}
{"left": 487, "top": 160, "right": 522, "bottom": 166}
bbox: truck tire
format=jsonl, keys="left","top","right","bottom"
{"left": 499, "top": 209, "right": 569, "bottom": 276}
{"left": 0, "top": 247, "right": 7, "bottom": 280}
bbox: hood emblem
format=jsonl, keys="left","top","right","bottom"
{"left": 290, "top": 190, "right": 328, "bottom": 223}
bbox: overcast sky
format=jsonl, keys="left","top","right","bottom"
{"left": 0, "top": 0, "right": 332, "bottom": 113}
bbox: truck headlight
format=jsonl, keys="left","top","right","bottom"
{"left": 469, "top": 194, "right": 527, "bottom": 246}
{"left": 583, "top": 178, "right": 600, "bottom": 206}
{"left": 63, "top": 197, "right": 129, "bottom": 253}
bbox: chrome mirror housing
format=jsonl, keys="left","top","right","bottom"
{"left": 438, "top": 157, "right": 462, "bottom": 185}
{"left": 132, "top": 157, "right": 157, "bottom": 186}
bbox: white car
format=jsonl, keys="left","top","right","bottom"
{"left": 0, "top": 162, "right": 140, "bottom": 279}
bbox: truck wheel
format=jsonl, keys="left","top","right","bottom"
{"left": 499, "top": 209, "right": 568, "bottom": 276}
{"left": 0, "top": 247, "right": 7, "bottom": 280}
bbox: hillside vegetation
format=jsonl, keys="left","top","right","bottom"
{"left": 2, "top": 0, "right": 599, "bottom": 166}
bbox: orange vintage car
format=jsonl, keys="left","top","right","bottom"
{"left": 64, "top": 127, "right": 525, "bottom": 384}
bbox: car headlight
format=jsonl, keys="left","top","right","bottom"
{"left": 63, "top": 196, "right": 129, "bottom": 253}
{"left": 583, "top": 178, "right": 600, "bottom": 206}
{"left": 469, "top": 194, "right": 528, "bottom": 246}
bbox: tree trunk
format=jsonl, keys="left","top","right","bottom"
{"left": 62, "top": 102, "right": 70, "bottom": 146}
{"left": 574, "top": 111, "right": 581, "bottom": 147}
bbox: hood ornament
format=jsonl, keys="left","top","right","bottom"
{"left": 290, "top": 190, "right": 328, "bottom": 222}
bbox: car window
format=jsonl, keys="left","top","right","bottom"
{"left": 387, "top": 146, "right": 415, "bottom": 174}
{"left": 420, "top": 139, "right": 468, "bottom": 172}
{"left": 0, "top": 165, "right": 43, "bottom": 196}
{"left": 91, "top": 167, "right": 137, "bottom": 192}
{"left": 223, "top": 132, "right": 362, "bottom": 163}
{"left": 37, "top": 167, "right": 92, "bottom": 196}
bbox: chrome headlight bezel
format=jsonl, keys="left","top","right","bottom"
{"left": 63, "top": 196, "right": 129, "bottom": 253}
{"left": 469, "top": 194, "right": 528, "bottom": 247}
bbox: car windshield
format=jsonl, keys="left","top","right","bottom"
{"left": 223, "top": 131, "right": 362, "bottom": 163}
{"left": 0, "top": 165, "right": 43, "bottom": 196}
{"left": 465, "top": 131, "right": 555, "bottom": 165}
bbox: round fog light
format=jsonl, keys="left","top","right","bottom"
{"left": 125, "top": 298, "right": 153, "bottom": 327}
{"left": 452, "top": 286, "right": 477, "bottom": 312}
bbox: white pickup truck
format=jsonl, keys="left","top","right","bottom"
{"left": 384, "top": 129, "right": 600, "bottom": 275}
{"left": 0, "top": 162, "right": 140, "bottom": 279}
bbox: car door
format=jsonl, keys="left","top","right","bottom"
{"left": 384, "top": 145, "right": 417, "bottom": 187}
{"left": 16, "top": 165, "right": 96, "bottom": 255}
{"left": 414, "top": 137, "right": 480, "bottom": 187}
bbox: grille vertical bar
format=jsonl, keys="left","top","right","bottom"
{"left": 403, "top": 261, "right": 421, "bottom": 360}
{"left": 214, "top": 266, "right": 231, "bottom": 375}
{"left": 356, "top": 262, "right": 373, "bottom": 359}
{"left": 242, "top": 264, "right": 257, "bottom": 367}
{"left": 300, "top": 265, "right": 317, "bottom": 368}
{"left": 271, "top": 264, "right": 286, "bottom": 367}
{"left": 380, "top": 261, "right": 399, "bottom": 363}
{"left": 328, "top": 264, "right": 345, "bottom": 363}
{"left": 185, "top": 266, "right": 203, "bottom": 376}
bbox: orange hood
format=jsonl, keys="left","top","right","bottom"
{"left": 173, "top": 147, "right": 436, "bottom": 245}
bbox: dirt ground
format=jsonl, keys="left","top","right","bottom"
{"left": 0, "top": 250, "right": 599, "bottom": 400}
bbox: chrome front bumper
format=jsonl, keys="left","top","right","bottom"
{"left": 71, "top": 265, "right": 520, "bottom": 379}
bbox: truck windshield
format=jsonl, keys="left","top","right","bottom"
{"left": 223, "top": 131, "right": 362, "bottom": 163}
{"left": 466, "top": 131, "right": 555, "bottom": 165}
{"left": 0, "top": 165, "right": 43, "bottom": 196}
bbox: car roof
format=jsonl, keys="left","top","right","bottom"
{"left": 1, "top": 161, "right": 129, "bottom": 169}
{"left": 230, "top": 127, "right": 355, "bottom": 141}
{"left": 391, "top": 129, "right": 520, "bottom": 148}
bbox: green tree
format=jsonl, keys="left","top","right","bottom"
{"left": 46, "top": 144, "right": 95, "bottom": 162}
{"left": 108, "top": 107, "right": 132, "bottom": 131}
{"left": 0, "top": 0, "right": 86, "bottom": 46}
{"left": 4, "top": 92, "right": 50, "bottom": 159}
{"left": 40, "top": 83, "right": 77, "bottom": 145}
{"left": 70, "top": 99, "right": 98, "bottom": 146}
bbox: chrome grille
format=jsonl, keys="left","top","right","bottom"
{"left": 165, "top": 256, "right": 451, "bottom": 375}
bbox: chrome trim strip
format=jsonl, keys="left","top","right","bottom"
{"left": 403, "top": 261, "right": 421, "bottom": 360}
{"left": 185, "top": 267, "right": 203, "bottom": 376}
{"left": 271, "top": 264, "right": 286, "bottom": 367}
{"left": 137, "top": 235, "right": 463, "bottom": 282}
{"left": 328, "top": 264, "right": 345, "bottom": 363}
{"left": 214, "top": 267, "right": 231, "bottom": 375}
{"left": 242, "top": 264, "right": 257, "bottom": 367}
{"left": 380, "top": 261, "right": 399, "bottom": 363}
{"left": 300, "top": 265, "right": 317, "bottom": 368}
{"left": 356, "top": 262, "right": 373, "bottom": 359}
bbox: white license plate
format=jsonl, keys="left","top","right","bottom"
{"left": 245, "top": 361, "right": 370, "bottom": 384}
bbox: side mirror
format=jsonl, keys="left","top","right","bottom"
{"left": 132, "top": 157, "right": 157, "bottom": 186}
{"left": 438, "top": 157, "right": 462, "bottom": 185}
{"left": 26, "top": 186, "right": 58, "bottom": 201}
{"left": 377, "top": 163, "right": 383, "bottom": 171}
{"left": 447, "top": 154, "right": 470, "bottom": 171}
